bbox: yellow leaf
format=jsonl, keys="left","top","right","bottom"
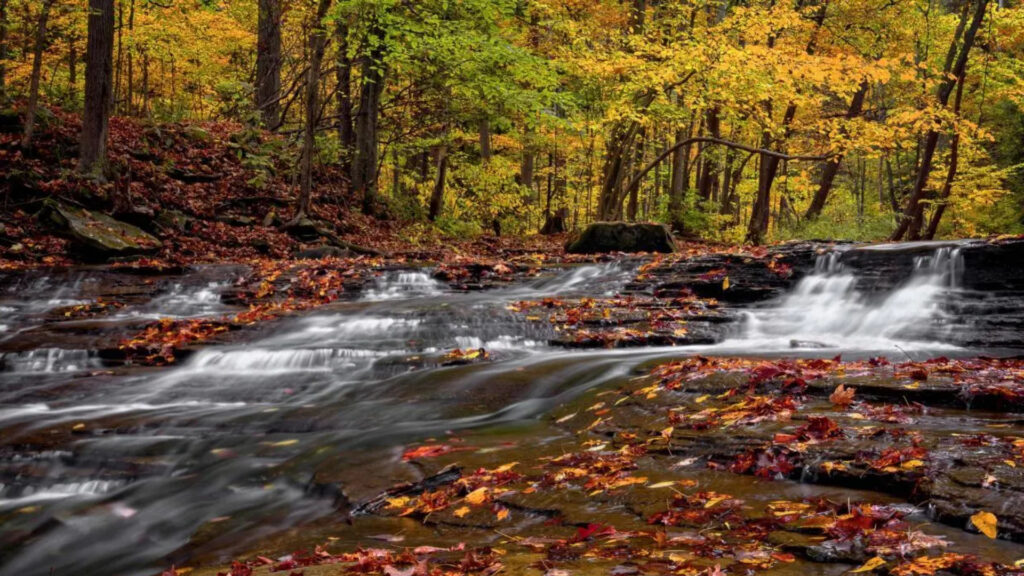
{"left": 496, "top": 507, "right": 510, "bottom": 521}
{"left": 385, "top": 496, "right": 410, "bottom": 508}
{"left": 900, "top": 459, "right": 924, "bottom": 470}
{"left": 647, "top": 481, "right": 677, "bottom": 489}
{"left": 851, "top": 556, "right": 886, "bottom": 573}
{"left": 722, "top": 277, "right": 730, "bottom": 291}
{"left": 971, "top": 511, "right": 998, "bottom": 539}
{"left": 454, "top": 506, "right": 470, "bottom": 518}
{"left": 465, "top": 487, "right": 490, "bottom": 505}
{"left": 695, "top": 394, "right": 710, "bottom": 404}
{"left": 704, "top": 495, "right": 729, "bottom": 508}
{"left": 494, "top": 462, "right": 518, "bottom": 473}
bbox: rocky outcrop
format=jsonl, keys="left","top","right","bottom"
{"left": 38, "top": 200, "right": 162, "bottom": 258}
{"left": 566, "top": 222, "right": 676, "bottom": 254}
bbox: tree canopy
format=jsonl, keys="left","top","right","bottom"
{"left": 3, "top": 0, "right": 1024, "bottom": 243}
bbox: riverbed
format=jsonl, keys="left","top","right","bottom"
{"left": 1, "top": 242, "right": 1022, "bottom": 576}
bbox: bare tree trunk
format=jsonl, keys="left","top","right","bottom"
{"left": 668, "top": 127, "right": 687, "bottom": 232}
{"left": 293, "top": 0, "right": 332, "bottom": 219}
{"left": 0, "top": 0, "right": 9, "bottom": 103}
{"left": 892, "top": 0, "right": 987, "bottom": 241}
{"left": 804, "top": 81, "right": 868, "bottom": 219}
{"left": 428, "top": 143, "right": 447, "bottom": 221}
{"left": 697, "top": 107, "right": 720, "bottom": 201}
{"left": 78, "top": 0, "right": 115, "bottom": 177}
{"left": 924, "top": 75, "right": 967, "bottom": 240}
{"left": 746, "top": 103, "right": 796, "bottom": 244}
{"left": 21, "top": 0, "right": 56, "bottom": 149}
{"left": 335, "top": 17, "right": 354, "bottom": 175}
{"left": 520, "top": 146, "right": 534, "bottom": 189}
{"left": 256, "top": 0, "right": 282, "bottom": 128}
{"left": 353, "top": 14, "right": 386, "bottom": 216}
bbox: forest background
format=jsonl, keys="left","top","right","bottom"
{"left": 2, "top": 0, "right": 1024, "bottom": 251}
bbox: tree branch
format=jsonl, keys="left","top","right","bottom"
{"left": 620, "top": 137, "right": 832, "bottom": 203}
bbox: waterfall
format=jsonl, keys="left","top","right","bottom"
{"left": 361, "top": 271, "right": 445, "bottom": 301}
{"left": 739, "top": 246, "right": 964, "bottom": 349}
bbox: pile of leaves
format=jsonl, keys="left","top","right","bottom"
{"left": 508, "top": 293, "right": 722, "bottom": 348}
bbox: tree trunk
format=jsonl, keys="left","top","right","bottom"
{"left": 804, "top": 80, "right": 869, "bottom": 219}
{"left": 746, "top": 103, "right": 797, "bottom": 244}
{"left": 697, "top": 107, "right": 720, "bottom": 201}
{"left": 924, "top": 74, "right": 967, "bottom": 240}
{"left": 21, "top": 0, "right": 55, "bottom": 149}
{"left": 891, "top": 0, "right": 988, "bottom": 241}
{"left": 68, "top": 40, "right": 77, "bottom": 97}
{"left": 77, "top": 0, "right": 115, "bottom": 176}
{"left": 520, "top": 147, "right": 534, "bottom": 190}
{"left": 335, "top": 17, "right": 354, "bottom": 175}
{"left": 668, "top": 128, "right": 687, "bottom": 232}
{"left": 428, "top": 144, "right": 447, "bottom": 221}
{"left": 294, "top": 0, "right": 332, "bottom": 219}
{"left": 256, "top": 0, "right": 282, "bottom": 128}
{"left": 0, "top": 0, "right": 9, "bottom": 103}
{"left": 353, "top": 15, "right": 386, "bottom": 216}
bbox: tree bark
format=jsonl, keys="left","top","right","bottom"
{"left": 891, "top": 0, "right": 988, "bottom": 241}
{"left": 256, "top": 0, "right": 282, "bottom": 128}
{"left": 0, "top": 0, "right": 9, "bottom": 103}
{"left": 924, "top": 74, "right": 967, "bottom": 240}
{"left": 697, "top": 107, "right": 720, "bottom": 201}
{"left": 77, "top": 0, "right": 115, "bottom": 176}
{"left": 428, "top": 144, "right": 447, "bottom": 221}
{"left": 21, "top": 0, "right": 55, "bottom": 149}
{"left": 747, "top": 103, "right": 797, "bottom": 244}
{"left": 668, "top": 128, "right": 687, "bottom": 232}
{"left": 294, "top": 0, "right": 332, "bottom": 219}
{"left": 335, "top": 17, "right": 354, "bottom": 174}
{"left": 353, "top": 14, "right": 386, "bottom": 216}
{"left": 804, "top": 80, "right": 869, "bottom": 219}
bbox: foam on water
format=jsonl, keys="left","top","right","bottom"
{"left": 1, "top": 349, "right": 99, "bottom": 373}
{"left": 362, "top": 271, "right": 445, "bottom": 301}
{"left": 731, "top": 246, "right": 965, "bottom": 351}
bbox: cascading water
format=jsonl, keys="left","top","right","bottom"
{"left": 738, "top": 246, "right": 965, "bottom": 349}
{"left": 361, "top": 271, "right": 445, "bottom": 301}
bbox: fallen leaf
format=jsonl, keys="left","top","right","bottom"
{"left": 971, "top": 511, "right": 998, "bottom": 539}
{"left": 851, "top": 556, "right": 886, "bottom": 573}
{"left": 829, "top": 384, "right": 855, "bottom": 407}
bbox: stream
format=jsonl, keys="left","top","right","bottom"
{"left": 0, "top": 244, "right": 1020, "bottom": 576}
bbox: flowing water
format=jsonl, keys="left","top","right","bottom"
{"left": 0, "top": 246, "right": 1013, "bottom": 575}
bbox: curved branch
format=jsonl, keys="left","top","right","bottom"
{"left": 620, "top": 136, "right": 832, "bottom": 202}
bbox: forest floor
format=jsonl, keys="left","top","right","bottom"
{"left": 0, "top": 108, "right": 572, "bottom": 271}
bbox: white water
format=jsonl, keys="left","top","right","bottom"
{"left": 1, "top": 348, "right": 99, "bottom": 373}
{"left": 361, "top": 271, "right": 445, "bottom": 301}
{"left": 733, "top": 246, "right": 965, "bottom": 351}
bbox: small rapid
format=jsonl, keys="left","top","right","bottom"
{"left": 734, "top": 245, "right": 966, "bottom": 351}
{"left": 0, "top": 251, "right": 1015, "bottom": 576}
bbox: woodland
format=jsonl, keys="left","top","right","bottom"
{"left": 0, "top": 0, "right": 1023, "bottom": 261}
{"left": 4, "top": 3, "right": 1024, "bottom": 576}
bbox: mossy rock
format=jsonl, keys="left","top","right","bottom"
{"left": 566, "top": 221, "right": 676, "bottom": 254}
{"left": 38, "top": 199, "right": 162, "bottom": 258}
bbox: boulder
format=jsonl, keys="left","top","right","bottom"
{"left": 156, "top": 209, "right": 190, "bottom": 232}
{"left": 566, "top": 222, "right": 676, "bottom": 254}
{"left": 293, "top": 246, "right": 352, "bottom": 259}
{"left": 38, "top": 200, "right": 162, "bottom": 258}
